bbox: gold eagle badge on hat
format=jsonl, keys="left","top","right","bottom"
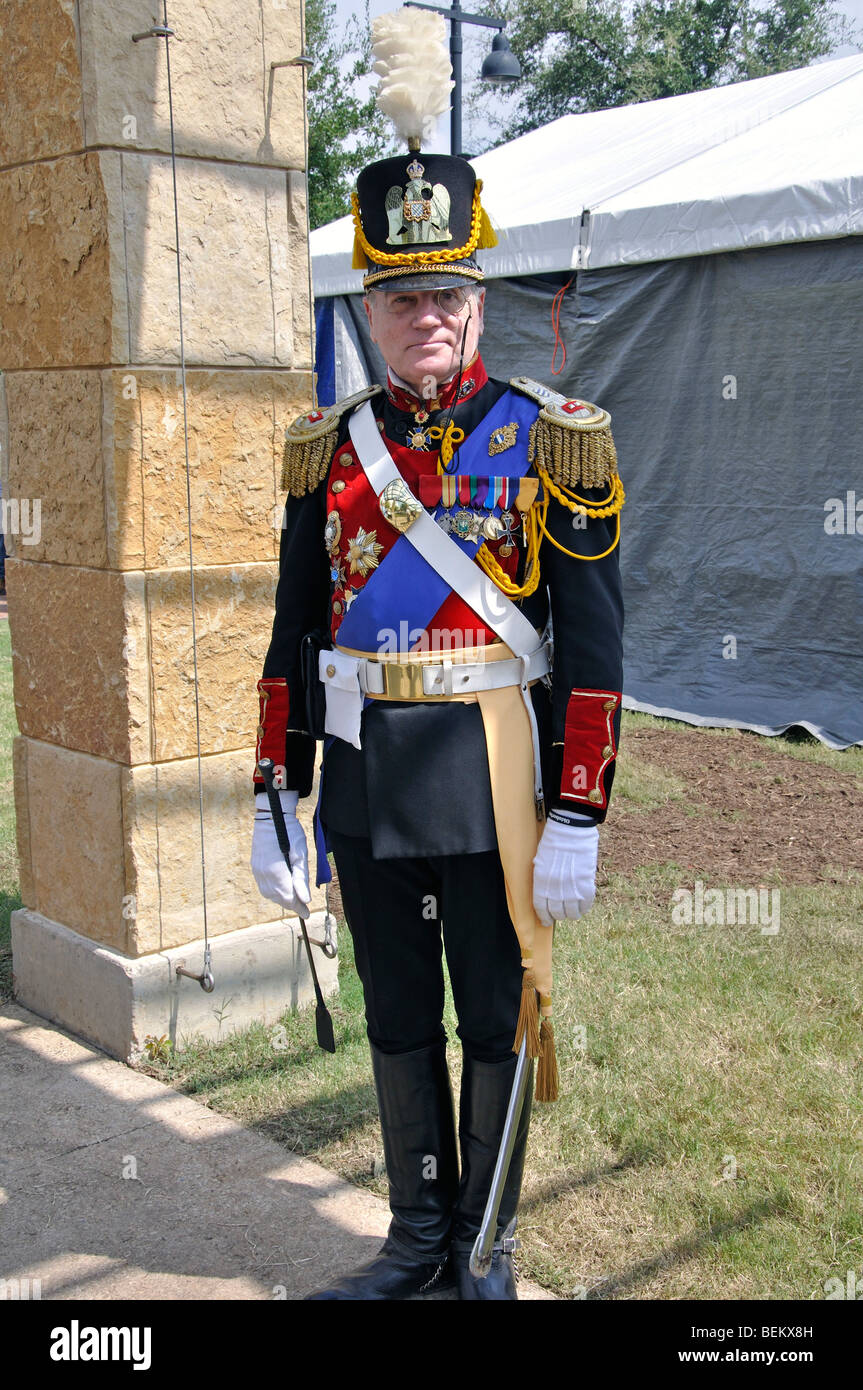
{"left": 386, "top": 160, "right": 452, "bottom": 245}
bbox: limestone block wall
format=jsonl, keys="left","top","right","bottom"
{"left": 0, "top": 0, "right": 322, "bottom": 1003}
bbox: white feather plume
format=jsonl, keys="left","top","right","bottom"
{"left": 371, "top": 7, "right": 453, "bottom": 146}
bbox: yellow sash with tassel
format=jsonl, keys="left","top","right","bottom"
{"left": 476, "top": 682, "right": 559, "bottom": 1102}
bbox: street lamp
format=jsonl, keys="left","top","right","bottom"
{"left": 405, "top": 1, "right": 521, "bottom": 157}
{"left": 481, "top": 31, "right": 521, "bottom": 84}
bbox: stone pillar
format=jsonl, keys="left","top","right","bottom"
{"left": 0, "top": 0, "right": 335, "bottom": 1059}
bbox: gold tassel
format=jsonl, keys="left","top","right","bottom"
{"left": 477, "top": 203, "right": 498, "bottom": 250}
{"left": 281, "top": 429, "right": 339, "bottom": 495}
{"left": 352, "top": 233, "right": 368, "bottom": 270}
{"left": 528, "top": 417, "right": 616, "bottom": 490}
{"left": 513, "top": 967, "right": 541, "bottom": 1059}
{"left": 535, "top": 1018, "right": 559, "bottom": 1103}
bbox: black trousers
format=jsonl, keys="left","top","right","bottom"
{"left": 329, "top": 830, "right": 524, "bottom": 1064}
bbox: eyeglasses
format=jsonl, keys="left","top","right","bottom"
{"left": 375, "top": 287, "right": 474, "bottom": 318}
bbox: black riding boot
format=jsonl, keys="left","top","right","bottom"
{"left": 305, "top": 1041, "right": 460, "bottom": 1300}
{"left": 451, "top": 1051, "right": 533, "bottom": 1300}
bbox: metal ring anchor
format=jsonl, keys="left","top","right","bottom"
{"left": 270, "top": 55, "right": 314, "bottom": 70}
{"left": 175, "top": 945, "right": 215, "bottom": 993}
{"left": 322, "top": 912, "right": 338, "bottom": 959}
{"left": 132, "top": 26, "right": 176, "bottom": 42}
{"left": 308, "top": 911, "right": 338, "bottom": 959}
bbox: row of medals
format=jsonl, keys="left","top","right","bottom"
{"left": 397, "top": 404, "right": 522, "bottom": 559}
{"left": 438, "top": 505, "right": 521, "bottom": 557}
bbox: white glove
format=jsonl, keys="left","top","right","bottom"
{"left": 251, "top": 789, "right": 311, "bottom": 914}
{"left": 533, "top": 815, "right": 599, "bottom": 926}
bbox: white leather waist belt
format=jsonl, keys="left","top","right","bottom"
{"left": 346, "top": 642, "right": 552, "bottom": 701}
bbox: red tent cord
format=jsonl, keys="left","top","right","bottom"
{"left": 550, "top": 277, "right": 574, "bottom": 376}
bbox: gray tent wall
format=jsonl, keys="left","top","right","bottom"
{"left": 323, "top": 234, "right": 863, "bottom": 749}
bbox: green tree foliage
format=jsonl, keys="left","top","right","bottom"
{"left": 488, "top": 0, "right": 853, "bottom": 138}
{"left": 305, "top": 0, "right": 390, "bottom": 229}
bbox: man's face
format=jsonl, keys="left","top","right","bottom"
{"left": 363, "top": 285, "right": 485, "bottom": 395}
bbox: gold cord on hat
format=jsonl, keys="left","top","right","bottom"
{"left": 362, "top": 264, "right": 485, "bottom": 288}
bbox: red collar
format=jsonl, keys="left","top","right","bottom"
{"left": 385, "top": 355, "right": 488, "bottom": 415}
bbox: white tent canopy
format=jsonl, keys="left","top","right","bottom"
{"left": 312, "top": 53, "right": 863, "bottom": 295}
{"left": 311, "top": 55, "right": 863, "bottom": 748}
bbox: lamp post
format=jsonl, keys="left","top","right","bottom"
{"left": 405, "top": 1, "right": 521, "bottom": 157}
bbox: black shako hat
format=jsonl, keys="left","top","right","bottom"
{"left": 352, "top": 152, "right": 497, "bottom": 291}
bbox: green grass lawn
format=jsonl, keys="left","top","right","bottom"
{"left": 1, "top": 625, "right": 860, "bottom": 1298}
{"left": 142, "top": 862, "right": 862, "bottom": 1301}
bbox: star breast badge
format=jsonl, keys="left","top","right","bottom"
{"left": 346, "top": 526, "right": 384, "bottom": 577}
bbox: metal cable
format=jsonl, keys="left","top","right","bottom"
{"left": 299, "top": 1, "right": 317, "bottom": 408}
{"left": 157, "top": 3, "right": 212, "bottom": 987}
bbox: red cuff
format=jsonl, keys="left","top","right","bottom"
{"left": 559, "top": 688, "right": 620, "bottom": 811}
{"left": 253, "top": 677, "right": 290, "bottom": 784}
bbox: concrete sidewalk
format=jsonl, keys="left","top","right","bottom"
{"left": 0, "top": 1003, "right": 554, "bottom": 1301}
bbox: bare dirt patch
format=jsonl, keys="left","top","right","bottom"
{"left": 603, "top": 727, "right": 863, "bottom": 886}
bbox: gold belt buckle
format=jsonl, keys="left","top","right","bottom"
{"left": 379, "top": 660, "right": 429, "bottom": 699}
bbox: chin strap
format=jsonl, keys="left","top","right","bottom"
{"left": 437, "top": 306, "right": 473, "bottom": 475}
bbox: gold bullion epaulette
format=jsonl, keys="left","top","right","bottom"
{"left": 281, "top": 385, "right": 382, "bottom": 496}
{"left": 510, "top": 376, "right": 618, "bottom": 491}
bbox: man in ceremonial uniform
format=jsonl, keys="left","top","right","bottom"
{"left": 250, "top": 143, "right": 624, "bottom": 1299}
